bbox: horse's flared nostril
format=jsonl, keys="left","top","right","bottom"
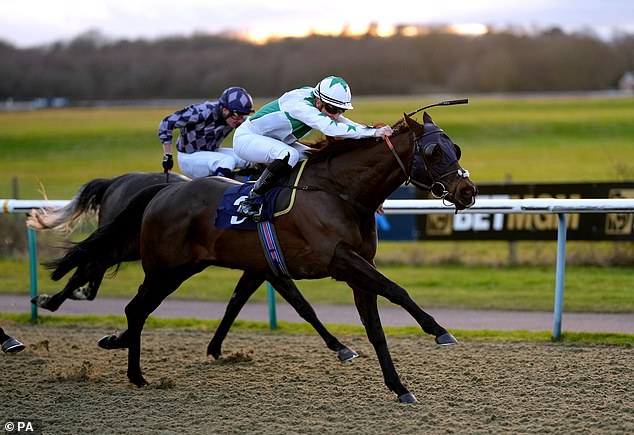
{"left": 461, "top": 185, "right": 476, "bottom": 199}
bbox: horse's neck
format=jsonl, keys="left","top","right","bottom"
{"left": 319, "top": 134, "right": 412, "bottom": 213}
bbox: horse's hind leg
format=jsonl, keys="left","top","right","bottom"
{"left": 31, "top": 265, "right": 92, "bottom": 311}
{"left": 267, "top": 275, "right": 358, "bottom": 362}
{"left": 207, "top": 271, "right": 265, "bottom": 358}
{"left": 69, "top": 272, "right": 104, "bottom": 301}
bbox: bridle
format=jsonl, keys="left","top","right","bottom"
{"left": 384, "top": 130, "right": 470, "bottom": 205}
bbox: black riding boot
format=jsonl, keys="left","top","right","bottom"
{"left": 237, "top": 155, "right": 292, "bottom": 222}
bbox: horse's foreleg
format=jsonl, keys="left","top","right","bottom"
{"left": 349, "top": 285, "right": 416, "bottom": 403}
{"left": 207, "top": 271, "right": 265, "bottom": 359}
{"left": 122, "top": 275, "right": 182, "bottom": 387}
{"left": 267, "top": 275, "right": 358, "bottom": 362}
{"left": 329, "top": 242, "right": 456, "bottom": 343}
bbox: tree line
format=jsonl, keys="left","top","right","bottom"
{"left": 1, "top": 28, "right": 633, "bottom": 100}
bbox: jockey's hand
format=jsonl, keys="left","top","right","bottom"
{"left": 162, "top": 153, "right": 173, "bottom": 172}
{"left": 374, "top": 125, "right": 393, "bottom": 138}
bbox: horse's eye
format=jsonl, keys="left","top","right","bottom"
{"left": 454, "top": 144, "right": 462, "bottom": 160}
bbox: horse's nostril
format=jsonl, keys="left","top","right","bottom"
{"left": 461, "top": 186, "right": 475, "bottom": 198}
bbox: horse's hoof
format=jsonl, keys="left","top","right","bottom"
{"left": 398, "top": 392, "right": 418, "bottom": 404}
{"left": 207, "top": 345, "right": 221, "bottom": 360}
{"left": 97, "top": 335, "right": 113, "bottom": 349}
{"left": 31, "top": 295, "right": 57, "bottom": 311}
{"left": 128, "top": 373, "right": 148, "bottom": 387}
{"left": 1, "top": 337, "right": 26, "bottom": 354}
{"left": 97, "top": 335, "right": 126, "bottom": 350}
{"left": 435, "top": 332, "right": 459, "bottom": 346}
{"left": 337, "top": 347, "right": 359, "bottom": 363}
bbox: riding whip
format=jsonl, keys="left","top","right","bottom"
{"left": 407, "top": 99, "right": 468, "bottom": 117}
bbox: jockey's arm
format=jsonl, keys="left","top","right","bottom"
{"left": 288, "top": 104, "right": 377, "bottom": 139}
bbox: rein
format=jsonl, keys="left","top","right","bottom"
{"left": 385, "top": 136, "right": 410, "bottom": 180}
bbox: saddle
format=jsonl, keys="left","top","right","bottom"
{"left": 273, "top": 159, "right": 308, "bottom": 218}
{"left": 214, "top": 159, "right": 307, "bottom": 231}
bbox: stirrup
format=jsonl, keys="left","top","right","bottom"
{"left": 237, "top": 199, "right": 264, "bottom": 222}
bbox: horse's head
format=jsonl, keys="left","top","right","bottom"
{"left": 404, "top": 112, "right": 477, "bottom": 210}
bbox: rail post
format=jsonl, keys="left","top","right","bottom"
{"left": 27, "top": 227, "right": 39, "bottom": 323}
{"left": 267, "top": 282, "right": 277, "bottom": 330}
{"left": 552, "top": 213, "right": 567, "bottom": 340}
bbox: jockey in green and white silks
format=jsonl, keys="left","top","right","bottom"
{"left": 233, "top": 76, "right": 394, "bottom": 221}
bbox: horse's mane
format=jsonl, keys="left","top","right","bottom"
{"left": 308, "top": 118, "right": 409, "bottom": 163}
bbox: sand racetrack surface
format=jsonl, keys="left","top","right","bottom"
{"left": 1, "top": 323, "right": 632, "bottom": 434}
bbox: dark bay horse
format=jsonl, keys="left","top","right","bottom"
{"left": 50, "top": 112, "right": 477, "bottom": 403}
{"left": 27, "top": 172, "right": 190, "bottom": 311}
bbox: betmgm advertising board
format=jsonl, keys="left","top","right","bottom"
{"left": 378, "top": 183, "right": 634, "bottom": 241}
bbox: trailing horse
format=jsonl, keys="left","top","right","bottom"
{"left": 50, "top": 112, "right": 477, "bottom": 403}
{"left": 27, "top": 172, "right": 190, "bottom": 311}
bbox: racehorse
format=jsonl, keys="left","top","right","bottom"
{"left": 49, "top": 111, "right": 477, "bottom": 403}
{"left": 27, "top": 172, "right": 190, "bottom": 311}
{"left": 32, "top": 172, "right": 359, "bottom": 362}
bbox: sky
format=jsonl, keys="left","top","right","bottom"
{"left": 2, "top": 0, "right": 633, "bottom": 48}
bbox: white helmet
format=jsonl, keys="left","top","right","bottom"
{"left": 313, "top": 76, "right": 353, "bottom": 110}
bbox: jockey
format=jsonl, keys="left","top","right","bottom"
{"left": 159, "top": 86, "right": 254, "bottom": 178}
{"left": 233, "top": 76, "right": 393, "bottom": 221}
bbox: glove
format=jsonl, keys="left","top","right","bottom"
{"left": 162, "top": 153, "right": 173, "bottom": 172}
{"left": 374, "top": 125, "right": 393, "bottom": 138}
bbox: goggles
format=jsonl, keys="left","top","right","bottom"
{"left": 323, "top": 102, "right": 346, "bottom": 115}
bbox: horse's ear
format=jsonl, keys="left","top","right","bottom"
{"left": 403, "top": 113, "right": 424, "bottom": 136}
{"left": 422, "top": 111, "right": 434, "bottom": 124}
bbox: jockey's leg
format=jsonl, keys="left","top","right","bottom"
{"left": 177, "top": 150, "right": 238, "bottom": 179}
{"left": 233, "top": 130, "right": 299, "bottom": 221}
{"left": 211, "top": 148, "right": 247, "bottom": 178}
{"left": 237, "top": 154, "right": 292, "bottom": 221}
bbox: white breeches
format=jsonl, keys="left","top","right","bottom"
{"left": 233, "top": 128, "right": 312, "bottom": 167}
{"left": 177, "top": 148, "right": 248, "bottom": 179}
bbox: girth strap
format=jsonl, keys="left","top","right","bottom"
{"left": 257, "top": 220, "right": 291, "bottom": 277}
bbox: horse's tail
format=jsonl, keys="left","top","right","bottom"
{"left": 26, "top": 177, "right": 113, "bottom": 232}
{"left": 45, "top": 183, "right": 172, "bottom": 281}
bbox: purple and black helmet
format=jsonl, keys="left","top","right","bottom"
{"left": 219, "top": 86, "right": 254, "bottom": 114}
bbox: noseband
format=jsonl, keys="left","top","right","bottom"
{"left": 384, "top": 130, "right": 470, "bottom": 203}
